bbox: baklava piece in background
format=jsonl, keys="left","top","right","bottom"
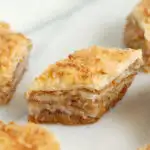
{"left": 0, "top": 22, "right": 32, "bottom": 104}
{"left": 124, "top": 0, "right": 150, "bottom": 72}
{"left": 0, "top": 121, "right": 59, "bottom": 150}
{"left": 138, "top": 145, "right": 150, "bottom": 150}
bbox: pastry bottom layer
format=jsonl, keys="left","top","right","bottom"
{"left": 28, "top": 73, "right": 135, "bottom": 125}
{"left": 0, "top": 57, "right": 27, "bottom": 104}
{"left": 124, "top": 18, "right": 150, "bottom": 73}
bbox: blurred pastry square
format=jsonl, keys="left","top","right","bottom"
{"left": 124, "top": 0, "right": 150, "bottom": 72}
{"left": 0, "top": 22, "right": 32, "bottom": 104}
{"left": 0, "top": 121, "right": 59, "bottom": 150}
{"left": 139, "top": 145, "right": 150, "bottom": 150}
{"left": 26, "top": 46, "right": 143, "bottom": 125}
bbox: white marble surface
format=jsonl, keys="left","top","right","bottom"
{"left": 0, "top": 0, "right": 90, "bottom": 32}
{"left": 1, "top": 0, "right": 150, "bottom": 150}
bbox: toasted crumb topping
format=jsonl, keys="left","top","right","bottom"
{"left": 0, "top": 22, "right": 32, "bottom": 85}
{"left": 0, "top": 121, "right": 59, "bottom": 150}
{"left": 28, "top": 46, "right": 142, "bottom": 92}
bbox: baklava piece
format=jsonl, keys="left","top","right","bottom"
{"left": 124, "top": 0, "right": 150, "bottom": 72}
{"left": 0, "top": 22, "right": 32, "bottom": 104}
{"left": 26, "top": 46, "right": 143, "bottom": 125}
{"left": 139, "top": 145, "right": 150, "bottom": 150}
{"left": 0, "top": 121, "right": 60, "bottom": 150}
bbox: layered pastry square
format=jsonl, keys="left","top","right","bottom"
{"left": 26, "top": 46, "right": 143, "bottom": 125}
{"left": 0, "top": 22, "right": 32, "bottom": 104}
{"left": 124, "top": 0, "right": 150, "bottom": 72}
{"left": 0, "top": 121, "right": 59, "bottom": 150}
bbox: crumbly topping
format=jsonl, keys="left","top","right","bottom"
{"left": 0, "top": 121, "right": 59, "bottom": 150}
{"left": 130, "top": 0, "right": 150, "bottom": 40}
{"left": 28, "top": 46, "right": 142, "bottom": 92}
{"left": 0, "top": 22, "right": 32, "bottom": 85}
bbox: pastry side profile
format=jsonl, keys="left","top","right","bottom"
{"left": 0, "top": 22, "right": 32, "bottom": 104}
{"left": 124, "top": 0, "right": 150, "bottom": 72}
{"left": 26, "top": 46, "right": 143, "bottom": 125}
{"left": 0, "top": 121, "right": 60, "bottom": 150}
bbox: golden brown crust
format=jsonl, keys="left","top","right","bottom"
{"left": 0, "top": 121, "right": 60, "bottom": 150}
{"left": 27, "top": 46, "right": 142, "bottom": 93}
{"left": 28, "top": 73, "right": 135, "bottom": 125}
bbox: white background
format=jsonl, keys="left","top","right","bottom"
{"left": 1, "top": 0, "right": 150, "bottom": 150}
